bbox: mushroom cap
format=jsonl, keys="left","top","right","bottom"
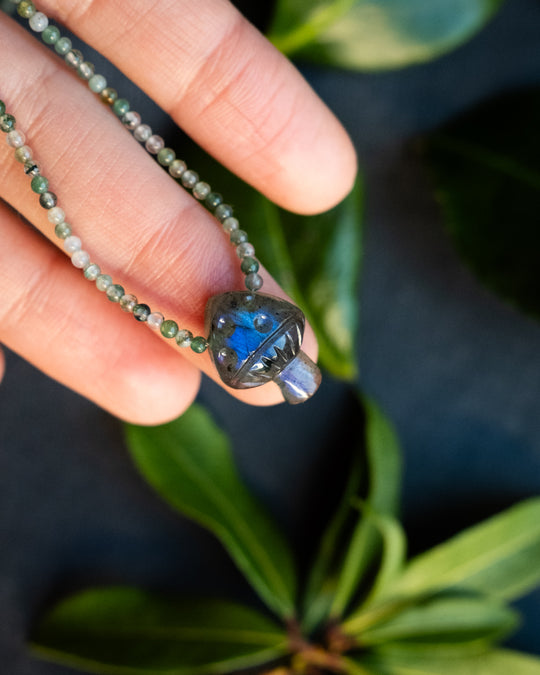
{"left": 205, "top": 291, "right": 305, "bottom": 389}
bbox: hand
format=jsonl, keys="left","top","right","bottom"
{"left": 0, "top": 0, "right": 357, "bottom": 424}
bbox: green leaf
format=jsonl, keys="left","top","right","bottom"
{"left": 358, "top": 648, "right": 540, "bottom": 675}
{"left": 301, "top": 397, "right": 402, "bottom": 631}
{"left": 381, "top": 498, "right": 540, "bottom": 602}
{"left": 329, "top": 398, "right": 403, "bottom": 617}
{"left": 124, "top": 405, "right": 297, "bottom": 619}
{"left": 358, "top": 509, "right": 407, "bottom": 608}
{"left": 424, "top": 87, "right": 540, "bottom": 319}
{"left": 357, "top": 594, "right": 518, "bottom": 646}
{"left": 266, "top": 179, "right": 363, "bottom": 380}
{"left": 268, "top": 0, "right": 505, "bottom": 71}
{"left": 31, "top": 587, "right": 289, "bottom": 675}
{"left": 178, "top": 144, "right": 363, "bottom": 380}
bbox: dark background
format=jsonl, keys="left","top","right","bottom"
{"left": 2, "top": 0, "right": 540, "bottom": 671}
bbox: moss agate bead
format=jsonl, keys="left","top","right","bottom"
{"left": 205, "top": 192, "right": 223, "bottom": 209}
{"left": 54, "top": 37, "right": 72, "bottom": 55}
{"left": 89, "top": 74, "right": 107, "bottom": 93}
{"left": 180, "top": 170, "right": 198, "bottom": 188}
{"left": 133, "top": 304, "right": 151, "bottom": 322}
{"left": 0, "top": 114, "right": 16, "bottom": 133}
{"left": 95, "top": 274, "right": 112, "bottom": 291}
{"left": 147, "top": 312, "right": 164, "bottom": 330}
{"left": 78, "top": 62, "right": 95, "bottom": 80}
{"left": 14, "top": 146, "right": 32, "bottom": 163}
{"left": 17, "top": 1, "right": 36, "bottom": 18}
{"left": 222, "top": 217, "right": 239, "bottom": 234}
{"left": 230, "top": 229, "right": 248, "bottom": 245}
{"left": 169, "top": 159, "right": 186, "bottom": 178}
{"left": 31, "top": 175, "right": 49, "bottom": 194}
{"left": 175, "top": 329, "right": 193, "bottom": 347}
{"left": 191, "top": 336, "right": 208, "bottom": 353}
{"left": 120, "top": 294, "right": 137, "bottom": 313}
{"left": 241, "top": 257, "right": 259, "bottom": 275}
{"left": 83, "top": 263, "right": 100, "bottom": 280}
{"left": 157, "top": 147, "right": 175, "bottom": 166}
{"left": 106, "top": 284, "right": 124, "bottom": 302}
{"left": 245, "top": 272, "right": 263, "bottom": 291}
{"left": 160, "top": 319, "right": 178, "bottom": 339}
{"left": 65, "top": 49, "right": 83, "bottom": 68}
{"left": 0, "top": 102, "right": 5, "bottom": 117}
{"left": 39, "top": 191, "right": 57, "bottom": 209}
{"left": 100, "top": 87, "right": 118, "bottom": 105}
{"left": 54, "top": 222, "right": 72, "bottom": 239}
{"left": 215, "top": 204, "right": 233, "bottom": 222}
{"left": 29, "top": 11, "right": 48, "bottom": 31}
{"left": 193, "top": 182, "right": 211, "bottom": 201}
{"left": 41, "top": 25, "right": 60, "bottom": 44}
{"left": 113, "top": 99, "right": 130, "bottom": 117}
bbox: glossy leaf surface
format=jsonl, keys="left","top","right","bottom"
{"left": 425, "top": 87, "right": 540, "bottom": 319}
{"left": 125, "top": 405, "right": 297, "bottom": 619}
{"left": 268, "top": 0, "right": 504, "bottom": 71}
{"left": 32, "top": 588, "right": 288, "bottom": 675}
{"left": 359, "top": 648, "right": 540, "bottom": 674}
{"left": 329, "top": 398, "right": 403, "bottom": 617}
{"left": 358, "top": 594, "right": 518, "bottom": 646}
{"left": 383, "top": 498, "right": 540, "bottom": 602}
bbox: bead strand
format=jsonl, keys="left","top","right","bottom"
{"left": 0, "top": 100, "right": 209, "bottom": 353}
{"left": 11, "top": 0, "right": 264, "bottom": 294}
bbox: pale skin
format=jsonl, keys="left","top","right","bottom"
{"left": 0, "top": 0, "right": 357, "bottom": 424}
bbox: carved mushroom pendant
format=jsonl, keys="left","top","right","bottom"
{"left": 205, "top": 291, "right": 321, "bottom": 404}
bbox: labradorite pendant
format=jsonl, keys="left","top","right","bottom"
{"left": 205, "top": 291, "right": 321, "bottom": 404}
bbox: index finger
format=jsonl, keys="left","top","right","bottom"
{"left": 36, "top": 0, "right": 357, "bottom": 214}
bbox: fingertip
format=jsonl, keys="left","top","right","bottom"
{"left": 277, "top": 118, "right": 359, "bottom": 216}
{"left": 106, "top": 364, "right": 202, "bottom": 426}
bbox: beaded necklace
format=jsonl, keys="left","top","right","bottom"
{"left": 1, "top": 0, "right": 321, "bottom": 404}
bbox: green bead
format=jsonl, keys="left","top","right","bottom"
{"left": 17, "top": 0, "right": 36, "bottom": 18}
{"left": 54, "top": 37, "right": 72, "bottom": 55}
{"left": 31, "top": 175, "right": 49, "bottom": 194}
{"left": 230, "top": 229, "right": 248, "bottom": 245}
{"left": 0, "top": 101, "right": 5, "bottom": 117}
{"left": 190, "top": 336, "right": 208, "bottom": 354}
{"left": 205, "top": 192, "right": 223, "bottom": 209}
{"left": 42, "top": 25, "right": 60, "bottom": 44}
{"left": 215, "top": 204, "right": 233, "bottom": 222}
{"left": 0, "top": 114, "right": 16, "bottom": 133}
{"left": 157, "top": 147, "right": 175, "bottom": 167}
{"left": 106, "top": 284, "right": 124, "bottom": 302}
{"left": 89, "top": 74, "right": 107, "bottom": 93}
{"left": 55, "top": 222, "right": 72, "bottom": 239}
{"left": 133, "top": 303, "right": 150, "bottom": 322}
{"left": 113, "top": 99, "right": 130, "bottom": 117}
{"left": 240, "top": 256, "right": 259, "bottom": 275}
{"left": 83, "top": 263, "right": 100, "bottom": 280}
{"left": 160, "top": 319, "right": 179, "bottom": 339}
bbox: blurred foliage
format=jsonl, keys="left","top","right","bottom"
{"left": 267, "top": 0, "right": 505, "bottom": 71}
{"left": 32, "top": 401, "right": 540, "bottom": 674}
{"left": 424, "top": 87, "right": 540, "bottom": 320}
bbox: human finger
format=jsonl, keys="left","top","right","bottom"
{"left": 0, "top": 201, "right": 202, "bottom": 424}
{"left": 34, "top": 0, "right": 358, "bottom": 214}
{"left": 0, "top": 14, "right": 317, "bottom": 414}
